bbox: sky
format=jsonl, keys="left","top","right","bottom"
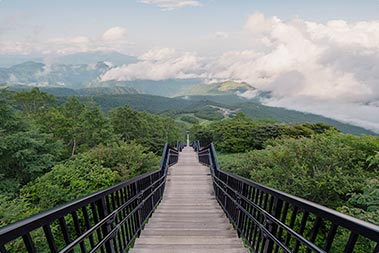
{"left": 1, "top": 0, "right": 379, "bottom": 132}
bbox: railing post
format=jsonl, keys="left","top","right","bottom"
{"left": 96, "top": 198, "right": 115, "bottom": 253}
{"left": 236, "top": 194, "right": 242, "bottom": 237}
{"left": 136, "top": 188, "right": 145, "bottom": 238}
{"left": 134, "top": 182, "right": 141, "bottom": 237}
{"left": 263, "top": 197, "right": 283, "bottom": 253}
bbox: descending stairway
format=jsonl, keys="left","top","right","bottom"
{"left": 131, "top": 147, "right": 247, "bottom": 253}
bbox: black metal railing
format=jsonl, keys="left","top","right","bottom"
{"left": 176, "top": 141, "right": 185, "bottom": 152}
{"left": 0, "top": 144, "right": 179, "bottom": 253}
{"left": 192, "top": 140, "right": 200, "bottom": 152}
{"left": 197, "top": 143, "right": 379, "bottom": 253}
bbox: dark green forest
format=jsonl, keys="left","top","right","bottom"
{"left": 192, "top": 114, "right": 379, "bottom": 226}
{"left": 0, "top": 88, "right": 182, "bottom": 226}
{"left": 1, "top": 87, "right": 378, "bottom": 233}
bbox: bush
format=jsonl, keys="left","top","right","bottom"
{"left": 219, "top": 133, "right": 379, "bottom": 209}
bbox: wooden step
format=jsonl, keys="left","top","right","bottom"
{"left": 130, "top": 147, "right": 247, "bottom": 253}
{"left": 134, "top": 235, "right": 243, "bottom": 245}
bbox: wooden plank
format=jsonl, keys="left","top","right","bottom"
{"left": 130, "top": 147, "right": 248, "bottom": 253}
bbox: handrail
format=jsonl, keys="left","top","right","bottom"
{"left": 0, "top": 144, "right": 179, "bottom": 253}
{"left": 196, "top": 142, "right": 379, "bottom": 253}
{"left": 176, "top": 141, "right": 184, "bottom": 152}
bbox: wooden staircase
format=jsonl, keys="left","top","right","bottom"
{"left": 130, "top": 147, "right": 247, "bottom": 253}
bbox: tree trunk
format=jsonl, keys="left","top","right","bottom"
{"left": 71, "top": 138, "right": 77, "bottom": 157}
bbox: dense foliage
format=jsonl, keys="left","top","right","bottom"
{"left": 203, "top": 114, "right": 379, "bottom": 229}
{"left": 0, "top": 88, "right": 174, "bottom": 227}
{"left": 192, "top": 112, "right": 336, "bottom": 152}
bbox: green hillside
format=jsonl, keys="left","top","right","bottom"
{"left": 97, "top": 79, "right": 201, "bottom": 97}
{"left": 75, "top": 93, "right": 376, "bottom": 135}
{"left": 77, "top": 94, "right": 195, "bottom": 113}
{"left": 2, "top": 85, "right": 139, "bottom": 97}
{"left": 180, "top": 81, "right": 253, "bottom": 96}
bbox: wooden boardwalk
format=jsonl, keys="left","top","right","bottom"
{"left": 131, "top": 147, "right": 247, "bottom": 253}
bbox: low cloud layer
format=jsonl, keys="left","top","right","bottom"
{"left": 139, "top": 0, "right": 202, "bottom": 11}
{"left": 100, "top": 13, "right": 379, "bottom": 132}
{"left": 101, "top": 48, "right": 201, "bottom": 81}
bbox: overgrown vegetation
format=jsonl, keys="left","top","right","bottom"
{"left": 1, "top": 87, "right": 378, "bottom": 252}
{"left": 192, "top": 114, "right": 379, "bottom": 227}
{"left": 0, "top": 88, "right": 180, "bottom": 226}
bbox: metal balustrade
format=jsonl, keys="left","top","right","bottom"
{"left": 0, "top": 144, "right": 180, "bottom": 253}
{"left": 198, "top": 143, "right": 379, "bottom": 253}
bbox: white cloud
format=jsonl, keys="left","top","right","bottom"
{"left": 244, "top": 12, "right": 279, "bottom": 35}
{"left": 204, "top": 13, "right": 379, "bottom": 102}
{"left": 201, "top": 13, "right": 379, "bottom": 132}
{"left": 265, "top": 97, "right": 379, "bottom": 133}
{"left": 102, "top": 26, "right": 128, "bottom": 41}
{"left": 0, "top": 26, "right": 130, "bottom": 55}
{"left": 139, "top": 0, "right": 202, "bottom": 11}
{"left": 101, "top": 48, "right": 202, "bottom": 81}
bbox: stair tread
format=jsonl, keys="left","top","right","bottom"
{"left": 131, "top": 147, "right": 246, "bottom": 252}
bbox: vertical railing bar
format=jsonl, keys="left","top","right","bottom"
{"left": 253, "top": 191, "right": 264, "bottom": 248}
{"left": 305, "top": 216, "right": 323, "bottom": 253}
{"left": 293, "top": 211, "right": 309, "bottom": 253}
{"left": 323, "top": 223, "right": 338, "bottom": 252}
{"left": 71, "top": 211, "right": 87, "bottom": 253}
{"left": 116, "top": 190, "right": 127, "bottom": 250}
{"left": 110, "top": 192, "right": 122, "bottom": 252}
{"left": 264, "top": 197, "right": 283, "bottom": 253}
{"left": 43, "top": 224, "right": 58, "bottom": 253}
{"left": 22, "top": 233, "right": 37, "bottom": 253}
{"left": 247, "top": 186, "right": 256, "bottom": 247}
{"left": 343, "top": 232, "right": 359, "bottom": 253}
{"left": 59, "top": 217, "right": 72, "bottom": 251}
{"left": 82, "top": 206, "right": 96, "bottom": 249}
{"left": 284, "top": 206, "right": 298, "bottom": 247}
{"left": 274, "top": 201, "right": 289, "bottom": 253}
{"left": 96, "top": 198, "right": 114, "bottom": 253}
{"left": 90, "top": 202, "right": 105, "bottom": 253}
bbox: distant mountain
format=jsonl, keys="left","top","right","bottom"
{"left": 52, "top": 51, "right": 138, "bottom": 66}
{"left": 0, "top": 61, "right": 111, "bottom": 88}
{"left": 0, "top": 55, "right": 44, "bottom": 68}
{"left": 179, "top": 81, "right": 270, "bottom": 102}
{"left": 2, "top": 85, "right": 138, "bottom": 97}
{"left": 0, "top": 59, "right": 376, "bottom": 135}
{"left": 0, "top": 51, "right": 137, "bottom": 68}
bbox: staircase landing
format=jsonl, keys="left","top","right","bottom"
{"left": 130, "top": 147, "right": 247, "bottom": 253}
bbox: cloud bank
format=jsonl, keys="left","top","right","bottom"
{"left": 100, "top": 13, "right": 379, "bottom": 132}
{"left": 101, "top": 48, "right": 201, "bottom": 81}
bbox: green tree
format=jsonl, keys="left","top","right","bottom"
{"left": 36, "top": 98, "right": 114, "bottom": 156}
{"left": 0, "top": 102, "right": 63, "bottom": 196}
{"left": 82, "top": 142, "right": 160, "bottom": 180}
{"left": 13, "top": 87, "right": 56, "bottom": 117}
{"left": 111, "top": 106, "right": 181, "bottom": 153}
